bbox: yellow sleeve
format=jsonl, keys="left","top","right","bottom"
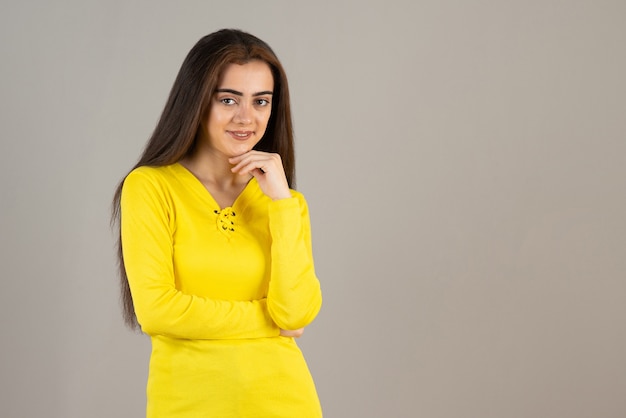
{"left": 266, "top": 193, "right": 323, "bottom": 330}
{"left": 120, "top": 169, "right": 280, "bottom": 340}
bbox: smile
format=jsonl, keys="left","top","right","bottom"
{"left": 228, "top": 131, "right": 254, "bottom": 140}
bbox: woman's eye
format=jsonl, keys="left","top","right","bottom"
{"left": 256, "top": 99, "right": 270, "bottom": 106}
{"left": 220, "top": 98, "right": 236, "bottom": 105}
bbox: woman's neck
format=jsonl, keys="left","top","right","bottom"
{"left": 180, "top": 149, "right": 252, "bottom": 192}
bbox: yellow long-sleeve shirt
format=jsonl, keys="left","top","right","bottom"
{"left": 120, "top": 163, "right": 322, "bottom": 417}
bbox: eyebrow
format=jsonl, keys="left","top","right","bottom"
{"left": 215, "top": 88, "right": 273, "bottom": 96}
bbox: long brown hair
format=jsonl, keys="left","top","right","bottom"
{"left": 111, "top": 29, "right": 296, "bottom": 329}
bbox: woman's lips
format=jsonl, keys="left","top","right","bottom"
{"left": 228, "top": 130, "right": 253, "bottom": 140}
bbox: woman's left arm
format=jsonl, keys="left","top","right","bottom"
{"left": 266, "top": 193, "right": 322, "bottom": 330}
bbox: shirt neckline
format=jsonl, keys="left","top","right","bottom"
{"left": 172, "top": 162, "right": 258, "bottom": 211}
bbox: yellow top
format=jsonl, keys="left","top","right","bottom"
{"left": 120, "top": 163, "right": 322, "bottom": 417}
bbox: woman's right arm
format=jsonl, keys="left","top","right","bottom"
{"left": 120, "top": 169, "right": 280, "bottom": 340}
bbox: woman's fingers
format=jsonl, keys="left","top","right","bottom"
{"left": 229, "top": 151, "right": 281, "bottom": 175}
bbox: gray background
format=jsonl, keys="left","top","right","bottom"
{"left": 1, "top": 1, "right": 625, "bottom": 417}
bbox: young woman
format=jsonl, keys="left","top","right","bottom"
{"left": 111, "top": 29, "right": 323, "bottom": 417}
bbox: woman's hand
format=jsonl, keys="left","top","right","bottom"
{"left": 229, "top": 151, "right": 291, "bottom": 201}
{"left": 280, "top": 328, "right": 304, "bottom": 338}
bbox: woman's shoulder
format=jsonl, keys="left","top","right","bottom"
{"left": 127, "top": 163, "right": 178, "bottom": 178}
{"left": 126, "top": 164, "right": 181, "bottom": 182}
{"left": 123, "top": 164, "right": 182, "bottom": 195}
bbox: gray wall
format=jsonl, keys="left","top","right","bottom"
{"left": 1, "top": 1, "right": 625, "bottom": 417}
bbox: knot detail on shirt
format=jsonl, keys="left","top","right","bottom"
{"left": 213, "top": 208, "right": 236, "bottom": 234}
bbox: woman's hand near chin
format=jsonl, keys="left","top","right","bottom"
{"left": 229, "top": 151, "right": 292, "bottom": 201}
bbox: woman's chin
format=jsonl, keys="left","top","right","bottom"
{"left": 227, "top": 145, "right": 255, "bottom": 158}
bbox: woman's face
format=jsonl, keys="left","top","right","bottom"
{"left": 201, "top": 60, "right": 274, "bottom": 158}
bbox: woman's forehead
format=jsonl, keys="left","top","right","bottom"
{"left": 216, "top": 61, "right": 274, "bottom": 92}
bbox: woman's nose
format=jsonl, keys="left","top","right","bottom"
{"left": 233, "top": 103, "right": 252, "bottom": 124}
